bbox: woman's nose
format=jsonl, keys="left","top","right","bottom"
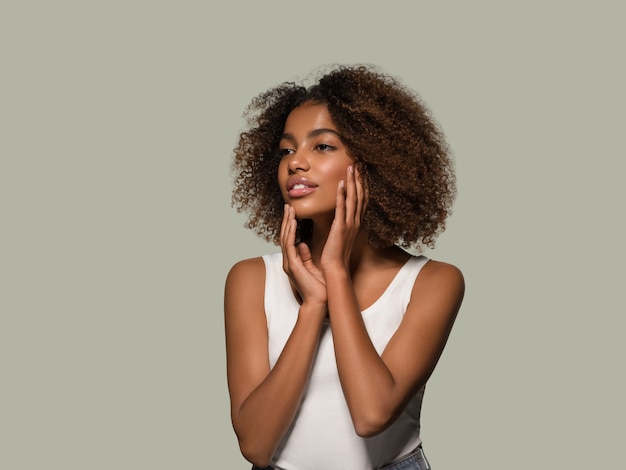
{"left": 287, "top": 149, "right": 310, "bottom": 173}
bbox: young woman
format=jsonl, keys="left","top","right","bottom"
{"left": 225, "top": 65, "right": 464, "bottom": 470}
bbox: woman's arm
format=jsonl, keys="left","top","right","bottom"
{"left": 320, "top": 166, "right": 464, "bottom": 437}
{"left": 324, "top": 259, "right": 464, "bottom": 437}
{"left": 224, "top": 258, "right": 326, "bottom": 467}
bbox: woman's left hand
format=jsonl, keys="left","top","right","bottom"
{"left": 281, "top": 204, "right": 327, "bottom": 307}
{"left": 320, "top": 165, "right": 368, "bottom": 272}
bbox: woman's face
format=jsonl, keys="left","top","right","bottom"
{"left": 278, "top": 102, "right": 353, "bottom": 221}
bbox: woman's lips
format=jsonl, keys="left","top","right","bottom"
{"left": 287, "top": 176, "right": 317, "bottom": 198}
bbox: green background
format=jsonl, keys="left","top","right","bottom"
{"left": 2, "top": 1, "right": 624, "bottom": 468}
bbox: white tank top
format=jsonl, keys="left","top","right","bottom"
{"left": 262, "top": 252, "right": 430, "bottom": 470}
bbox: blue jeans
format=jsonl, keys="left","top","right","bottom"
{"left": 378, "top": 445, "right": 431, "bottom": 469}
{"left": 252, "top": 444, "right": 431, "bottom": 470}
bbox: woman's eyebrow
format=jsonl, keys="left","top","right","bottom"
{"left": 280, "top": 132, "right": 296, "bottom": 144}
{"left": 280, "top": 128, "right": 343, "bottom": 142}
{"left": 308, "top": 128, "right": 342, "bottom": 139}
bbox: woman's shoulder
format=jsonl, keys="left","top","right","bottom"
{"left": 225, "top": 252, "right": 282, "bottom": 285}
{"left": 422, "top": 258, "right": 463, "bottom": 278}
{"left": 224, "top": 256, "right": 268, "bottom": 314}
{"left": 415, "top": 258, "right": 465, "bottom": 300}
{"left": 226, "top": 256, "right": 266, "bottom": 283}
{"left": 400, "top": 257, "right": 464, "bottom": 326}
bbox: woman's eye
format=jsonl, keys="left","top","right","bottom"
{"left": 316, "top": 143, "right": 334, "bottom": 151}
{"left": 279, "top": 148, "right": 293, "bottom": 157}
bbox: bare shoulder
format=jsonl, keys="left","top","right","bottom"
{"left": 224, "top": 257, "right": 266, "bottom": 315}
{"left": 225, "top": 256, "right": 266, "bottom": 287}
{"left": 410, "top": 259, "right": 465, "bottom": 312}
{"left": 421, "top": 259, "right": 464, "bottom": 290}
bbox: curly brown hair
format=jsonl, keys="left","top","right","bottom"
{"left": 231, "top": 64, "right": 456, "bottom": 251}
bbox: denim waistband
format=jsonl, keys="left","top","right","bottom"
{"left": 377, "top": 444, "right": 431, "bottom": 469}
{"left": 251, "top": 444, "right": 430, "bottom": 470}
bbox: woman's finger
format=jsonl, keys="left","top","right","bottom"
{"left": 335, "top": 178, "right": 346, "bottom": 224}
{"left": 285, "top": 208, "right": 298, "bottom": 254}
{"left": 344, "top": 165, "right": 356, "bottom": 225}
{"left": 354, "top": 167, "right": 366, "bottom": 224}
{"left": 280, "top": 205, "right": 299, "bottom": 272}
{"left": 280, "top": 204, "right": 290, "bottom": 272}
{"left": 296, "top": 242, "right": 313, "bottom": 264}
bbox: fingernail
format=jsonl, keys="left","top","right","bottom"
{"left": 348, "top": 165, "right": 354, "bottom": 174}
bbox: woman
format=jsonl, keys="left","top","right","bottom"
{"left": 225, "top": 65, "right": 464, "bottom": 469}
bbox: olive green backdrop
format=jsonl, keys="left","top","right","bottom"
{"left": 2, "top": 1, "right": 624, "bottom": 468}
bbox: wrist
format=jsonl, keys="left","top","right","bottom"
{"left": 321, "top": 263, "right": 350, "bottom": 279}
{"left": 299, "top": 300, "right": 327, "bottom": 319}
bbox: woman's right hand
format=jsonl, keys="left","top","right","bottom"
{"left": 280, "top": 204, "right": 327, "bottom": 308}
